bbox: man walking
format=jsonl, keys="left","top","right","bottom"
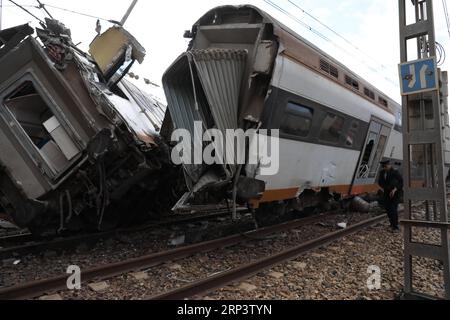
{"left": 378, "top": 160, "right": 403, "bottom": 232}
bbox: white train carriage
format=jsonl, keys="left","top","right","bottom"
{"left": 256, "top": 51, "right": 402, "bottom": 203}
{"left": 162, "top": 5, "right": 405, "bottom": 213}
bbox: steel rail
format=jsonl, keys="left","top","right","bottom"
{"left": 0, "top": 233, "right": 34, "bottom": 248}
{"left": 0, "top": 213, "right": 336, "bottom": 300}
{"left": 0, "top": 209, "right": 242, "bottom": 260}
{"left": 149, "top": 214, "right": 386, "bottom": 300}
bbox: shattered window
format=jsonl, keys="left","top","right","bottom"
{"left": 4, "top": 81, "right": 55, "bottom": 148}
{"left": 3, "top": 81, "right": 80, "bottom": 174}
{"left": 346, "top": 121, "right": 359, "bottom": 147}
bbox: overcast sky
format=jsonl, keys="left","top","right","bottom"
{"left": 1, "top": 0, "right": 450, "bottom": 103}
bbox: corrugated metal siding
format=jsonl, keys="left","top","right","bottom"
{"left": 163, "top": 54, "right": 213, "bottom": 184}
{"left": 190, "top": 49, "right": 247, "bottom": 133}
{"left": 163, "top": 54, "right": 212, "bottom": 136}
{"left": 191, "top": 49, "right": 247, "bottom": 175}
{"left": 163, "top": 49, "right": 247, "bottom": 182}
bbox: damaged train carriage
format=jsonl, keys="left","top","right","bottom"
{"left": 162, "top": 5, "right": 405, "bottom": 221}
{"left": 0, "top": 21, "right": 178, "bottom": 234}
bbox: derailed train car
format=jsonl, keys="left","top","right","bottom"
{"left": 162, "top": 5, "right": 450, "bottom": 220}
{"left": 0, "top": 20, "right": 179, "bottom": 234}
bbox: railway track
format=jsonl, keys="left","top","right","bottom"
{"left": 149, "top": 201, "right": 438, "bottom": 300}
{"left": 149, "top": 215, "right": 385, "bottom": 300}
{"left": 0, "top": 212, "right": 379, "bottom": 300}
{"left": 0, "top": 233, "right": 35, "bottom": 248}
{"left": 0, "top": 208, "right": 246, "bottom": 260}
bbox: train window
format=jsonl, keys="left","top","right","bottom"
{"left": 281, "top": 102, "right": 314, "bottom": 137}
{"left": 319, "top": 113, "right": 345, "bottom": 144}
{"left": 4, "top": 81, "right": 57, "bottom": 149}
{"left": 346, "top": 121, "right": 360, "bottom": 147}
{"left": 379, "top": 97, "right": 388, "bottom": 107}
{"left": 364, "top": 88, "right": 375, "bottom": 100}
{"left": 345, "top": 75, "right": 359, "bottom": 91}
{"left": 369, "top": 135, "right": 388, "bottom": 178}
{"left": 3, "top": 81, "right": 81, "bottom": 175}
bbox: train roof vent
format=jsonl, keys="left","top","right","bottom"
{"left": 320, "top": 59, "right": 330, "bottom": 72}
{"left": 364, "top": 87, "right": 375, "bottom": 100}
{"left": 379, "top": 96, "right": 388, "bottom": 107}
{"left": 345, "top": 75, "right": 359, "bottom": 91}
{"left": 319, "top": 59, "right": 339, "bottom": 79}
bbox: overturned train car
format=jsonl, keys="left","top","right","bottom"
{"left": 162, "top": 5, "right": 450, "bottom": 218}
{"left": 0, "top": 22, "right": 179, "bottom": 234}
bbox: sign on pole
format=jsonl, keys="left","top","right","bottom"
{"left": 399, "top": 57, "right": 439, "bottom": 95}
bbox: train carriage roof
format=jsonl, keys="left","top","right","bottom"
{"left": 190, "top": 5, "right": 400, "bottom": 112}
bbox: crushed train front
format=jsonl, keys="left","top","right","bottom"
{"left": 0, "top": 21, "right": 180, "bottom": 234}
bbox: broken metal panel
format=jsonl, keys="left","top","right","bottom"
{"left": 0, "top": 24, "right": 34, "bottom": 59}
{"left": 0, "top": 20, "right": 175, "bottom": 232}
{"left": 57, "top": 62, "right": 111, "bottom": 135}
{"left": 0, "top": 24, "right": 32, "bottom": 45}
{"left": 191, "top": 49, "right": 247, "bottom": 133}
{"left": 191, "top": 49, "right": 247, "bottom": 174}
{"left": 163, "top": 54, "right": 213, "bottom": 135}
{"left": 0, "top": 38, "right": 101, "bottom": 143}
{"left": 191, "top": 25, "right": 266, "bottom": 123}
{"left": 43, "top": 116, "right": 80, "bottom": 160}
{"left": 119, "top": 79, "right": 166, "bottom": 132}
{"left": 0, "top": 70, "right": 85, "bottom": 186}
{"left": 0, "top": 124, "right": 50, "bottom": 199}
{"left": 163, "top": 53, "right": 214, "bottom": 184}
{"left": 163, "top": 49, "right": 247, "bottom": 148}
{"left": 89, "top": 25, "right": 146, "bottom": 78}
{"left": 162, "top": 6, "right": 274, "bottom": 207}
{"left": 104, "top": 88, "right": 158, "bottom": 145}
{"left": 254, "top": 41, "right": 277, "bottom": 75}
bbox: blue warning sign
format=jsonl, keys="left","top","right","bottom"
{"left": 399, "top": 57, "right": 439, "bottom": 95}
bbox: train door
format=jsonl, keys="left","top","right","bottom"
{"left": 351, "top": 118, "right": 392, "bottom": 193}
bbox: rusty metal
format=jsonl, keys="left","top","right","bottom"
{"left": 0, "top": 213, "right": 336, "bottom": 300}
{"left": 149, "top": 215, "right": 385, "bottom": 300}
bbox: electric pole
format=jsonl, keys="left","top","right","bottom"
{"left": 120, "top": 0, "right": 138, "bottom": 27}
{"left": 399, "top": 0, "right": 450, "bottom": 300}
{"left": 0, "top": 0, "right": 3, "bottom": 31}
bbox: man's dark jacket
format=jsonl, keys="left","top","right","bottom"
{"left": 378, "top": 168, "right": 404, "bottom": 203}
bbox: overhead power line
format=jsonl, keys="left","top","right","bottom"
{"left": 36, "top": 0, "right": 54, "bottom": 19}
{"left": 40, "top": 3, "right": 112, "bottom": 22}
{"left": 288, "top": 0, "right": 390, "bottom": 71}
{"left": 442, "top": 0, "right": 450, "bottom": 41}
{"left": 7, "top": 0, "right": 44, "bottom": 25}
{"left": 264, "top": 0, "right": 399, "bottom": 87}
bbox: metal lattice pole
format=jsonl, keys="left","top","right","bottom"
{"left": 0, "top": 0, "right": 3, "bottom": 31}
{"left": 399, "top": 0, "right": 450, "bottom": 300}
